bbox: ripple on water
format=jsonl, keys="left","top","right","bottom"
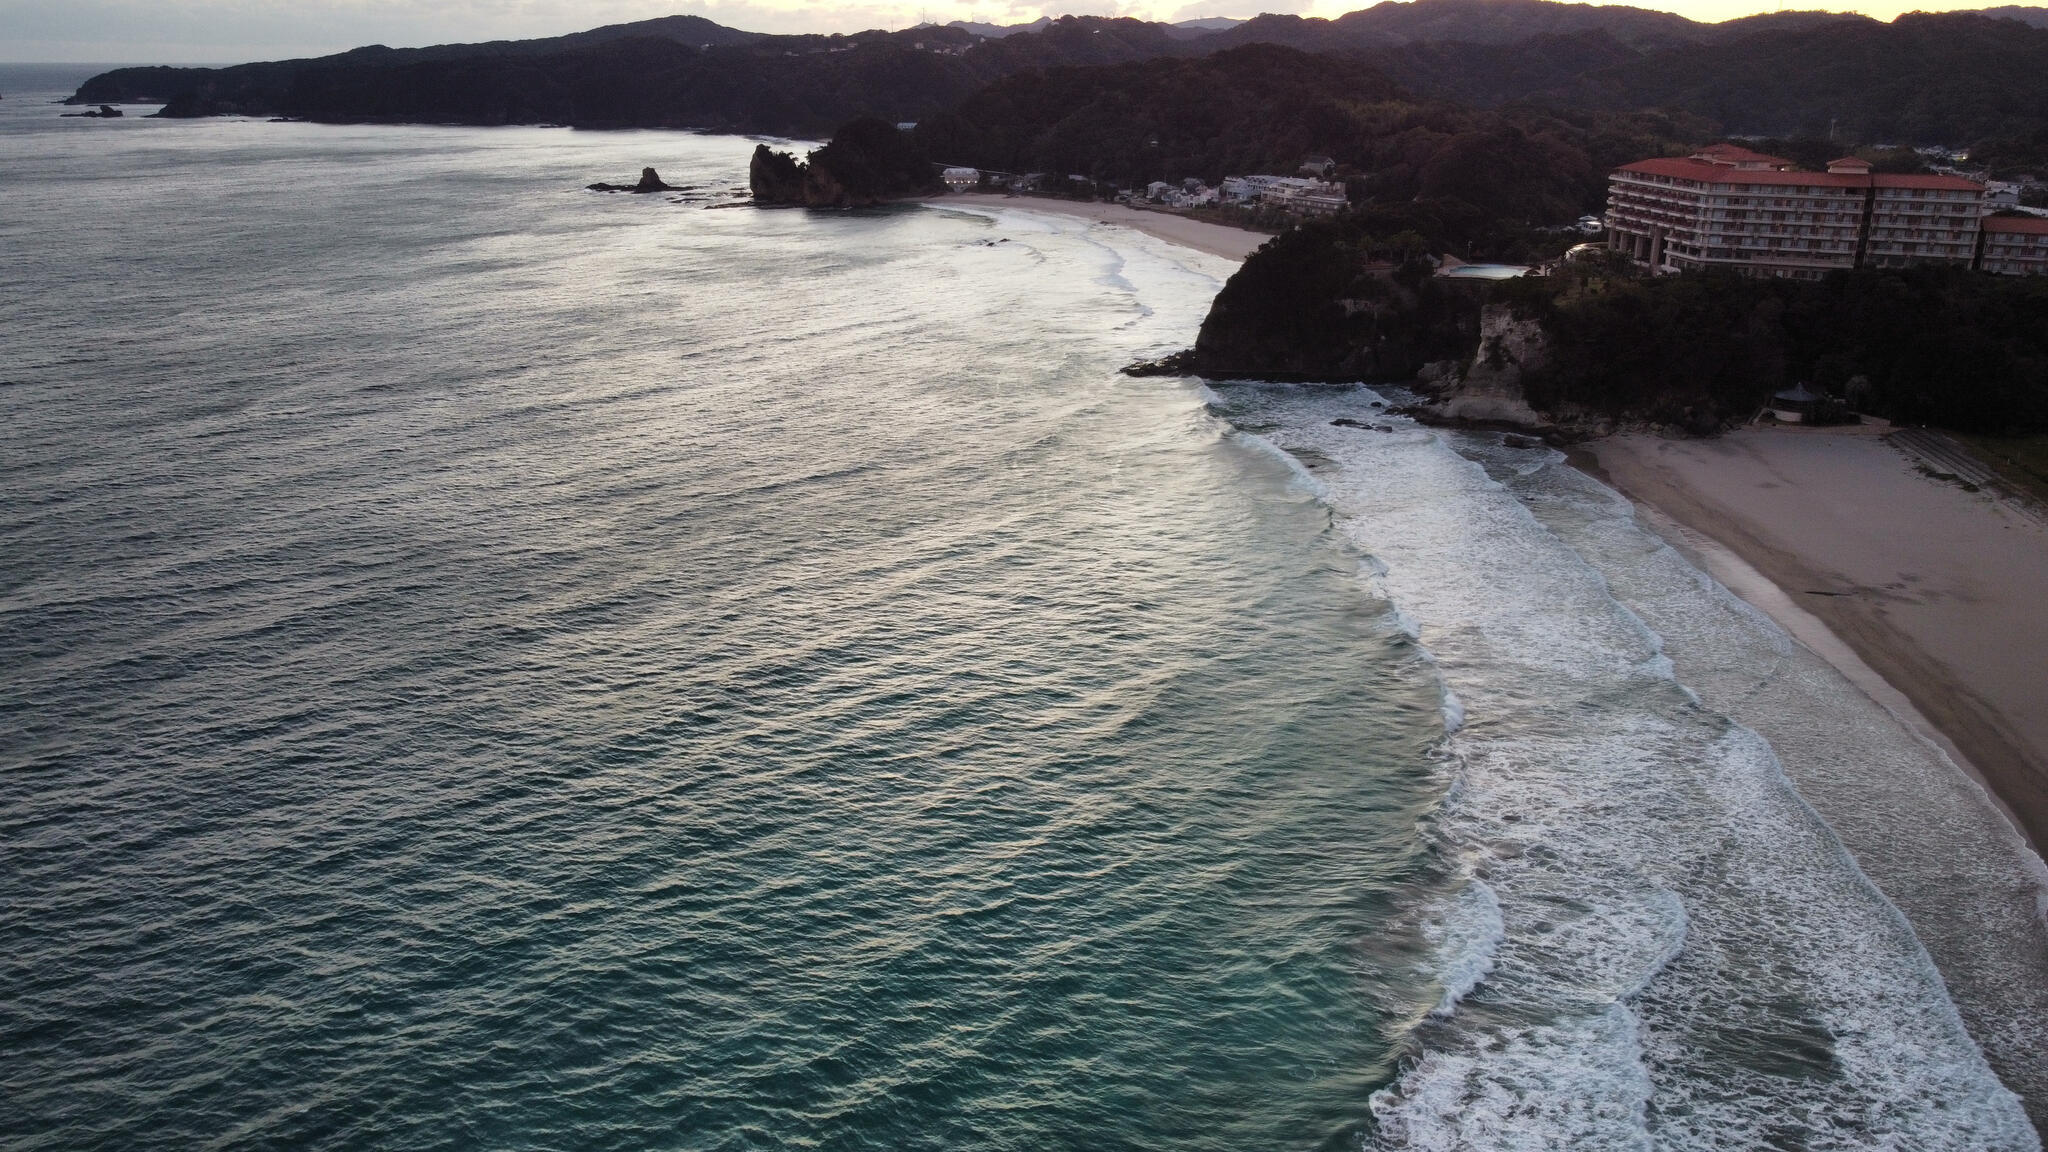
{"left": 0, "top": 122, "right": 1450, "bottom": 1150}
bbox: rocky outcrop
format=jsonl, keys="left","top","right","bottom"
{"left": 1420, "top": 304, "right": 1550, "bottom": 427}
{"left": 749, "top": 120, "right": 941, "bottom": 208}
{"left": 60, "top": 104, "right": 124, "bottom": 118}
{"left": 588, "top": 167, "right": 676, "bottom": 193}
{"left": 748, "top": 145, "right": 806, "bottom": 203}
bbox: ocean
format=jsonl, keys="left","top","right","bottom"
{"left": 1, "top": 74, "right": 2040, "bottom": 1150}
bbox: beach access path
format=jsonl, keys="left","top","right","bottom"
{"left": 1584, "top": 424, "right": 2048, "bottom": 857}
{"left": 925, "top": 193, "right": 1271, "bottom": 262}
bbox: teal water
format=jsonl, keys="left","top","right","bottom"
{"left": 0, "top": 102, "right": 1451, "bottom": 1149}
{"left": 2, "top": 82, "right": 2041, "bottom": 1151}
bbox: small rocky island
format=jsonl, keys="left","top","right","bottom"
{"left": 588, "top": 167, "right": 676, "bottom": 194}
{"left": 62, "top": 105, "right": 124, "bottom": 118}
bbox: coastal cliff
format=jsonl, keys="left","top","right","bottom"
{"left": 1165, "top": 222, "right": 2048, "bottom": 438}
{"left": 749, "top": 120, "right": 941, "bottom": 208}
{"left": 1155, "top": 220, "right": 1483, "bottom": 381}
{"left": 1419, "top": 304, "right": 1551, "bottom": 428}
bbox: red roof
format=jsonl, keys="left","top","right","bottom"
{"left": 1827, "top": 155, "right": 1871, "bottom": 169}
{"left": 1613, "top": 157, "right": 1982, "bottom": 193}
{"left": 1984, "top": 215, "right": 2048, "bottom": 235}
{"left": 1616, "top": 158, "right": 1866, "bottom": 186}
{"left": 1873, "top": 173, "right": 1988, "bottom": 190}
{"left": 1694, "top": 142, "right": 1793, "bottom": 168}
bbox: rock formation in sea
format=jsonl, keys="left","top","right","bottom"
{"left": 748, "top": 145, "right": 806, "bottom": 204}
{"left": 588, "top": 167, "right": 677, "bottom": 193}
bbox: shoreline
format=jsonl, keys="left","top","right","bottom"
{"left": 1565, "top": 427, "right": 2048, "bottom": 1127}
{"left": 1574, "top": 427, "right": 2048, "bottom": 866}
{"left": 909, "top": 191, "right": 2048, "bottom": 1111}
{"left": 921, "top": 192, "right": 1271, "bottom": 262}
{"left": 1608, "top": 465, "right": 2039, "bottom": 856}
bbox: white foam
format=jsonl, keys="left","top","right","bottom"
{"left": 1425, "top": 877, "right": 1503, "bottom": 1015}
{"left": 1370, "top": 1005, "right": 1656, "bottom": 1152}
{"left": 1205, "top": 382, "right": 2042, "bottom": 1150}
{"left": 1225, "top": 426, "right": 1330, "bottom": 502}
{"left": 1438, "top": 687, "right": 1465, "bottom": 735}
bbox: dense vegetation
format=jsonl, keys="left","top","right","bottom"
{"left": 1160, "top": 201, "right": 1581, "bottom": 381}
{"left": 1520, "top": 266, "right": 2048, "bottom": 433}
{"left": 913, "top": 45, "right": 1700, "bottom": 225}
{"left": 1177, "top": 218, "right": 1484, "bottom": 380}
{"left": 1538, "top": 14, "right": 2048, "bottom": 151}
{"left": 913, "top": 46, "right": 1399, "bottom": 189}
{"left": 1177, "top": 242, "right": 2048, "bottom": 434}
{"left": 65, "top": 1, "right": 2048, "bottom": 168}
{"left": 749, "top": 119, "right": 942, "bottom": 206}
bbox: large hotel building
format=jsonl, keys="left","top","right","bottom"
{"left": 1605, "top": 143, "right": 2048, "bottom": 278}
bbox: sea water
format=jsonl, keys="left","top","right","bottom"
{"left": 1220, "top": 388, "right": 2044, "bottom": 1148}
{"left": 0, "top": 75, "right": 2039, "bottom": 1150}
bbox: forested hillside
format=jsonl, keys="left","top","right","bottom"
{"left": 67, "top": 15, "right": 1222, "bottom": 134}
{"left": 1547, "top": 14, "right": 2048, "bottom": 145}
{"left": 913, "top": 47, "right": 1402, "bottom": 187}
{"left": 65, "top": 0, "right": 2048, "bottom": 161}
{"left": 1521, "top": 266, "right": 2048, "bottom": 433}
{"left": 915, "top": 45, "right": 1700, "bottom": 224}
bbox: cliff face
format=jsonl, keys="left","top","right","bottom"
{"left": 1424, "top": 304, "right": 1550, "bottom": 426}
{"left": 748, "top": 145, "right": 806, "bottom": 203}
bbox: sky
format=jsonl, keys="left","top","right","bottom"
{"left": 0, "top": 0, "right": 2023, "bottom": 63}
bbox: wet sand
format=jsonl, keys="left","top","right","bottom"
{"left": 1582, "top": 426, "right": 2048, "bottom": 857}
{"left": 1578, "top": 425, "right": 2048, "bottom": 1127}
{"left": 923, "top": 193, "right": 1271, "bottom": 262}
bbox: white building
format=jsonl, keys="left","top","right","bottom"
{"left": 1981, "top": 216, "right": 2048, "bottom": 275}
{"left": 941, "top": 167, "right": 980, "bottom": 191}
{"left": 1606, "top": 145, "right": 1987, "bottom": 278}
{"left": 1220, "top": 174, "right": 1345, "bottom": 212}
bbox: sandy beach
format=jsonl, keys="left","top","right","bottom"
{"left": 924, "top": 192, "right": 1272, "bottom": 262}
{"left": 1580, "top": 425, "right": 2048, "bottom": 1125}
{"left": 1584, "top": 425, "right": 2048, "bottom": 856}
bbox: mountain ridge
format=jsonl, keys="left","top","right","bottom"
{"left": 62, "top": 1, "right": 2048, "bottom": 157}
